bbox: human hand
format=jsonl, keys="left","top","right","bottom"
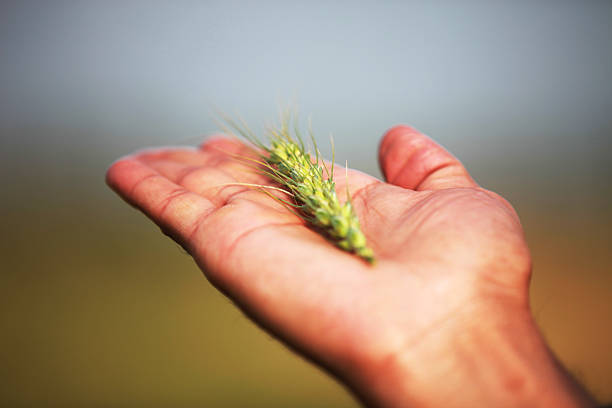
{"left": 106, "top": 125, "right": 594, "bottom": 407}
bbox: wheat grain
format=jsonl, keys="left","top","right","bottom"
{"left": 221, "top": 113, "right": 375, "bottom": 264}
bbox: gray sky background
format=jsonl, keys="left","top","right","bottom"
{"left": 1, "top": 1, "right": 611, "bottom": 184}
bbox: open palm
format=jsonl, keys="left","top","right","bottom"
{"left": 107, "top": 126, "right": 538, "bottom": 407}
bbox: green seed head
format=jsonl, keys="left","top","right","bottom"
{"left": 337, "top": 239, "right": 351, "bottom": 250}
{"left": 347, "top": 227, "right": 366, "bottom": 248}
{"left": 330, "top": 215, "right": 349, "bottom": 238}
{"left": 314, "top": 208, "right": 331, "bottom": 226}
{"left": 225, "top": 113, "right": 376, "bottom": 264}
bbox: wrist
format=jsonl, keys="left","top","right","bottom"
{"left": 349, "top": 297, "right": 595, "bottom": 408}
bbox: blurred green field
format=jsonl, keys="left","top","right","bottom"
{"left": 0, "top": 139, "right": 610, "bottom": 406}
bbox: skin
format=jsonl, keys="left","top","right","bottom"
{"left": 106, "top": 125, "right": 595, "bottom": 407}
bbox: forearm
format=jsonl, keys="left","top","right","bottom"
{"left": 348, "top": 300, "right": 595, "bottom": 408}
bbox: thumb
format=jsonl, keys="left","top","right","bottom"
{"left": 378, "top": 125, "right": 476, "bottom": 190}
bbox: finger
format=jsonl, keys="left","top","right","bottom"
{"left": 199, "top": 135, "right": 261, "bottom": 161}
{"left": 141, "top": 158, "right": 270, "bottom": 209}
{"left": 106, "top": 157, "right": 215, "bottom": 245}
{"left": 138, "top": 147, "right": 209, "bottom": 166}
{"left": 136, "top": 137, "right": 263, "bottom": 182}
{"left": 378, "top": 125, "right": 476, "bottom": 190}
{"left": 141, "top": 153, "right": 266, "bottom": 190}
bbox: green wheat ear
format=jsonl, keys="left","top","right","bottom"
{"left": 220, "top": 112, "right": 376, "bottom": 264}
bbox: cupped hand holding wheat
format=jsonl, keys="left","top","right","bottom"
{"left": 107, "top": 126, "right": 594, "bottom": 408}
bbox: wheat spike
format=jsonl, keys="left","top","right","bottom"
{"left": 223, "top": 113, "right": 375, "bottom": 264}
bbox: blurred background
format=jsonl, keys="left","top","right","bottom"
{"left": 1, "top": 1, "right": 610, "bottom": 406}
